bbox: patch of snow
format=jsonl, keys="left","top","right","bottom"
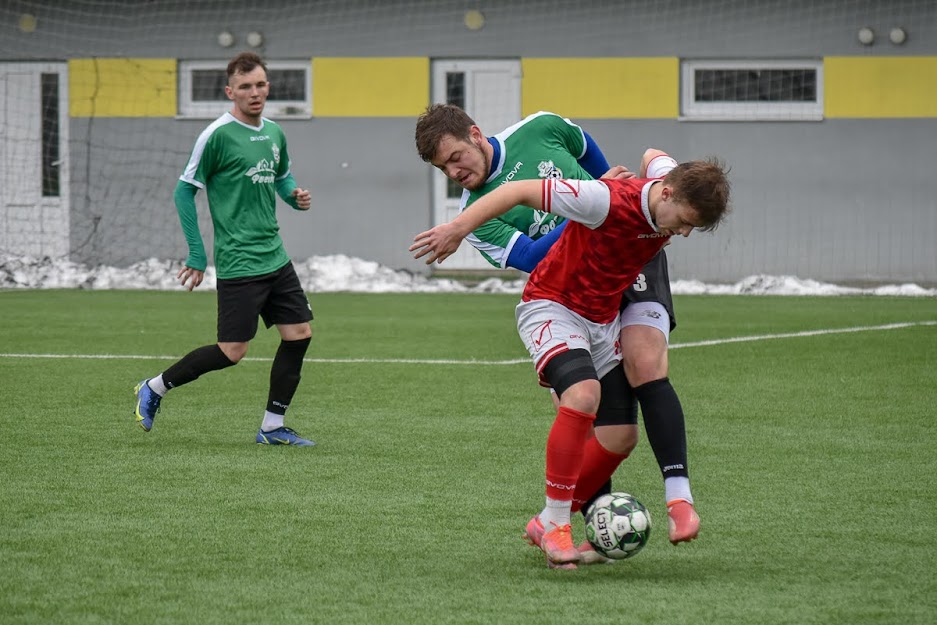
{"left": 0, "top": 254, "right": 933, "bottom": 297}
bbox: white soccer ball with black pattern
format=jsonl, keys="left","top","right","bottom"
{"left": 584, "top": 492, "right": 652, "bottom": 559}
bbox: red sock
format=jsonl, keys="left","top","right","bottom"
{"left": 544, "top": 407, "right": 596, "bottom": 501}
{"left": 571, "top": 435, "right": 630, "bottom": 513}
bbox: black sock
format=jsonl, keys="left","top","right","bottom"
{"left": 162, "top": 344, "right": 235, "bottom": 389}
{"left": 634, "top": 378, "right": 690, "bottom": 479}
{"left": 266, "top": 337, "right": 311, "bottom": 415}
{"left": 581, "top": 479, "right": 612, "bottom": 518}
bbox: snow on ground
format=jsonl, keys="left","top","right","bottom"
{"left": 0, "top": 253, "right": 934, "bottom": 297}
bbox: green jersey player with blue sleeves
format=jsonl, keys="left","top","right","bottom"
{"left": 415, "top": 105, "right": 701, "bottom": 561}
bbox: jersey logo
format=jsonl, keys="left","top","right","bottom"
{"left": 554, "top": 179, "right": 581, "bottom": 197}
{"left": 245, "top": 159, "right": 276, "bottom": 184}
{"left": 271, "top": 144, "right": 280, "bottom": 164}
{"left": 498, "top": 161, "right": 524, "bottom": 186}
{"left": 531, "top": 320, "right": 554, "bottom": 349}
{"left": 527, "top": 210, "right": 557, "bottom": 238}
{"left": 538, "top": 160, "right": 563, "bottom": 179}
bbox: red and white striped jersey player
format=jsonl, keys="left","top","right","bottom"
{"left": 411, "top": 149, "right": 731, "bottom": 569}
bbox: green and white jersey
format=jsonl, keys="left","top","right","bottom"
{"left": 461, "top": 111, "right": 591, "bottom": 269}
{"left": 180, "top": 112, "right": 293, "bottom": 279}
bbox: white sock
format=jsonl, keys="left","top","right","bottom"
{"left": 261, "top": 411, "right": 285, "bottom": 432}
{"left": 147, "top": 375, "right": 168, "bottom": 397}
{"left": 539, "top": 497, "right": 572, "bottom": 528}
{"left": 664, "top": 477, "right": 693, "bottom": 505}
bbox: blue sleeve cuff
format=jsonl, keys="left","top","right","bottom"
{"left": 505, "top": 220, "right": 568, "bottom": 272}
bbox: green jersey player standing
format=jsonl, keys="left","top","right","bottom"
{"left": 131, "top": 52, "right": 317, "bottom": 447}
{"left": 415, "top": 104, "right": 700, "bottom": 561}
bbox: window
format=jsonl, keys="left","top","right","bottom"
{"left": 41, "top": 73, "right": 60, "bottom": 196}
{"left": 444, "top": 71, "right": 466, "bottom": 199}
{"left": 681, "top": 60, "right": 823, "bottom": 121}
{"left": 178, "top": 60, "right": 312, "bottom": 119}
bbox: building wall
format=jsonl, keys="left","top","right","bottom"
{"left": 2, "top": 0, "right": 935, "bottom": 283}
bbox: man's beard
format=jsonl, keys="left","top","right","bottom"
{"left": 464, "top": 139, "right": 490, "bottom": 191}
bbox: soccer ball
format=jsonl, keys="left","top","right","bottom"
{"left": 584, "top": 492, "right": 652, "bottom": 559}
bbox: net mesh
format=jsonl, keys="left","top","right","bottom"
{"left": 0, "top": 0, "right": 934, "bottom": 284}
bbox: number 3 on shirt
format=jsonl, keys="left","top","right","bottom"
{"left": 632, "top": 273, "right": 647, "bottom": 292}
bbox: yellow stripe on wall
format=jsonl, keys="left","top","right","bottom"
{"left": 522, "top": 58, "right": 678, "bottom": 119}
{"left": 70, "top": 59, "right": 176, "bottom": 117}
{"left": 825, "top": 57, "right": 937, "bottom": 118}
{"left": 313, "top": 57, "right": 429, "bottom": 117}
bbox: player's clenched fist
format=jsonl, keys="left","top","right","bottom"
{"left": 291, "top": 187, "right": 311, "bottom": 210}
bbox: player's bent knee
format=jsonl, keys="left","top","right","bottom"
{"left": 597, "top": 366, "right": 639, "bottom": 425}
{"left": 542, "top": 349, "right": 598, "bottom": 396}
{"left": 279, "top": 322, "right": 312, "bottom": 341}
{"left": 595, "top": 424, "right": 638, "bottom": 456}
{"left": 542, "top": 349, "right": 600, "bottom": 412}
{"left": 219, "top": 341, "right": 249, "bottom": 363}
{"left": 622, "top": 359, "right": 668, "bottom": 387}
{"left": 562, "top": 379, "right": 601, "bottom": 414}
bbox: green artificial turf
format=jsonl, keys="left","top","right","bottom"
{"left": 1, "top": 291, "right": 935, "bottom": 624}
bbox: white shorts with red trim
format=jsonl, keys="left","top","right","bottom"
{"left": 515, "top": 299, "right": 621, "bottom": 388}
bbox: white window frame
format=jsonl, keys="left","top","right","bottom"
{"left": 681, "top": 59, "right": 823, "bottom": 121}
{"left": 177, "top": 59, "right": 312, "bottom": 119}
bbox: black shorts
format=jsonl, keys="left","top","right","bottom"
{"left": 620, "top": 249, "right": 677, "bottom": 332}
{"left": 216, "top": 262, "right": 313, "bottom": 342}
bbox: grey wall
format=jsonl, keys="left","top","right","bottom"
{"left": 3, "top": 0, "right": 936, "bottom": 283}
{"left": 4, "top": 0, "right": 933, "bottom": 58}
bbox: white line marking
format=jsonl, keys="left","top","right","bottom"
{"left": 670, "top": 320, "right": 937, "bottom": 349}
{"left": 0, "top": 321, "right": 933, "bottom": 364}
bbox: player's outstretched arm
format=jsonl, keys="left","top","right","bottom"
{"left": 410, "top": 179, "right": 545, "bottom": 265}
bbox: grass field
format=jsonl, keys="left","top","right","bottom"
{"left": 1, "top": 290, "right": 935, "bottom": 625}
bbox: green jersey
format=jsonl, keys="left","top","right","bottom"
{"left": 462, "top": 112, "right": 591, "bottom": 269}
{"left": 180, "top": 112, "right": 293, "bottom": 279}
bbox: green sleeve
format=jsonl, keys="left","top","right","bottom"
{"left": 173, "top": 180, "right": 208, "bottom": 271}
{"left": 275, "top": 173, "right": 301, "bottom": 210}
{"left": 545, "top": 113, "right": 586, "bottom": 158}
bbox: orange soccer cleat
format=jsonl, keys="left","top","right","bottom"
{"left": 667, "top": 499, "right": 700, "bottom": 544}
{"left": 523, "top": 515, "right": 580, "bottom": 569}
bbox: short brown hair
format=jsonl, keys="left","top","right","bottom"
{"left": 415, "top": 104, "right": 477, "bottom": 162}
{"left": 663, "top": 158, "right": 731, "bottom": 231}
{"left": 226, "top": 52, "right": 267, "bottom": 82}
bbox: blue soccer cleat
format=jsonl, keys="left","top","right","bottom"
{"left": 256, "top": 426, "right": 316, "bottom": 447}
{"left": 133, "top": 379, "right": 162, "bottom": 432}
